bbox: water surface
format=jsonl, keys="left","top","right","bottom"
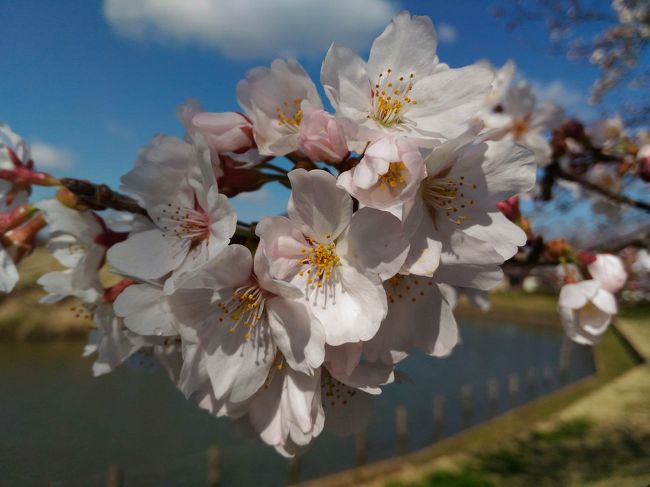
{"left": 0, "top": 318, "right": 594, "bottom": 486}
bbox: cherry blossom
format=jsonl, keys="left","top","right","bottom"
{"left": 403, "top": 137, "right": 535, "bottom": 286}
{"left": 246, "top": 364, "right": 324, "bottom": 457}
{"left": 588, "top": 253, "right": 628, "bottom": 293}
{"left": 483, "top": 81, "right": 564, "bottom": 166}
{"left": 0, "top": 8, "right": 641, "bottom": 457}
{"left": 256, "top": 169, "right": 409, "bottom": 346}
{"left": 559, "top": 279, "right": 617, "bottom": 345}
{"left": 336, "top": 137, "right": 426, "bottom": 218}
{"left": 36, "top": 199, "right": 127, "bottom": 292}
{"left": 481, "top": 59, "right": 516, "bottom": 110}
{"left": 108, "top": 135, "right": 237, "bottom": 293}
{"left": 237, "top": 59, "right": 323, "bottom": 156}
{"left": 321, "top": 11, "right": 493, "bottom": 146}
{"left": 588, "top": 114, "right": 627, "bottom": 151}
{"left": 159, "top": 244, "right": 326, "bottom": 404}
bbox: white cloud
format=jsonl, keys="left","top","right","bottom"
{"left": 529, "top": 78, "right": 597, "bottom": 119}
{"left": 103, "top": 0, "right": 397, "bottom": 59}
{"left": 437, "top": 22, "right": 457, "bottom": 45}
{"left": 30, "top": 141, "right": 74, "bottom": 171}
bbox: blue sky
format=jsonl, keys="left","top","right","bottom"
{"left": 2, "top": 0, "right": 614, "bottom": 221}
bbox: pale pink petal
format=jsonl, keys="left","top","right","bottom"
{"left": 287, "top": 169, "right": 352, "bottom": 242}
{"left": 266, "top": 296, "right": 326, "bottom": 374}
{"left": 107, "top": 229, "right": 190, "bottom": 280}
{"left": 337, "top": 207, "right": 409, "bottom": 280}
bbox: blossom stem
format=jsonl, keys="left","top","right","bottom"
{"left": 59, "top": 178, "right": 148, "bottom": 216}
{"left": 285, "top": 151, "right": 317, "bottom": 170}
{"left": 260, "top": 161, "right": 289, "bottom": 174}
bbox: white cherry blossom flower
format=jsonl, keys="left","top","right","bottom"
{"left": 0, "top": 241, "right": 19, "bottom": 293}
{"left": 321, "top": 12, "right": 493, "bottom": 146}
{"left": 38, "top": 270, "right": 145, "bottom": 376}
{"left": 483, "top": 81, "right": 564, "bottom": 166}
{"left": 481, "top": 59, "right": 515, "bottom": 110}
{"left": 237, "top": 59, "right": 323, "bottom": 156}
{"left": 120, "top": 134, "right": 194, "bottom": 208}
{"left": 588, "top": 114, "right": 627, "bottom": 151}
{"left": 247, "top": 364, "right": 324, "bottom": 457}
{"left": 163, "top": 244, "right": 326, "bottom": 405}
{"left": 36, "top": 200, "right": 127, "bottom": 292}
{"left": 257, "top": 169, "right": 409, "bottom": 346}
{"left": 108, "top": 135, "right": 237, "bottom": 293}
{"left": 403, "top": 137, "right": 535, "bottom": 287}
{"left": 559, "top": 279, "right": 617, "bottom": 345}
{"left": 588, "top": 253, "right": 628, "bottom": 293}
{"left": 336, "top": 137, "right": 426, "bottom": 219}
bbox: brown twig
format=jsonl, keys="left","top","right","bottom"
{"left": 285, "top": 151, "right": 317, "bottom": 170}
{"left": 555, "top": 167, "right": 650, "bottom": 213}
{"left": 60, "top": 178, "right": 148, "bottom": 216}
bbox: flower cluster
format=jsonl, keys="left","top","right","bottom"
{"left": 0, "top": 11, "right": 643, "bottom": 456}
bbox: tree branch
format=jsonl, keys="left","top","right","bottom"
{"left": 60, "top": 178, "right": 148, "bottom": 216}
{"left": 555, "top": 168, "right": 650, "bottom": 213}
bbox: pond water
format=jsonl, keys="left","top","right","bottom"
{"left": 0, "top": 318, "right": 595, "bottom": 486}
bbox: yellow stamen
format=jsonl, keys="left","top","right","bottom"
{"left": 378, "top": 162, "right": 407, "bottom": 189}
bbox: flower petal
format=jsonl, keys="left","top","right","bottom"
{"left": 107, "top": 229, "right": 190, "bottom": 280}
{"left": 337, "top": 207, "right": 409, "bottom": 280}
{"left": 266, "top": 296, "right": 326, "bottom": 374}
{"left": 288, "top": 169, "right": 352, "bottom": 242}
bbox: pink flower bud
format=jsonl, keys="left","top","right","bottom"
{"left": 2, "top": 213, "right": 46, "bottom": 263}
{"left": 298, "top": 107, "right": 348, "bottom": 164}
{"left": 0, "top": 204, "right": 36, "bottom": 234}
{"left": 191, "top": 112, "right": 255, "bottom": 155}
{"left": 215, "top": 155, "right": 265, "bottom": 197}
{"left": 496, "top": 196, "right": 520, "bottom": 222}
{"left": 587, "top": 254, "right": 628, "bottom": 293}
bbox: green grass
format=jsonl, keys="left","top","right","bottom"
{"left": 386, "top": 470, "right": 496, "bottom": 487}
{"left": 385, "top": 420, "right": 650, "bottom": 487}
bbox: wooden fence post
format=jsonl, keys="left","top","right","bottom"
{"left": 355, "top": 430, "right": 368, "bottom": 467}
{"left": 207, "top": 445, "right": 221, "bottom": 487}
{"left": 107, "top": 465, "right": 123, "bottom": 487}
{"left": 433, "top": 395, "right": 445, "bottom": 439}
{"left": 508, "top": 373, "right": 519, "bottom": 405}
{"left": 461, "top": 385, "right": 474, "bottom": 424}
{"left": 527, "top": 367, "right": 537, "bottom": 396}
{"left": 487, "top": 378, "right": 499, "bottom": 416}
{"left": 543, "top": 365, "right": 553, "bottom": 388}
{"left": 559, "top": 335, "right": 572, "bottom": 380}
{"left": 395, "top": 404, "right": 408, "bottom": 454}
